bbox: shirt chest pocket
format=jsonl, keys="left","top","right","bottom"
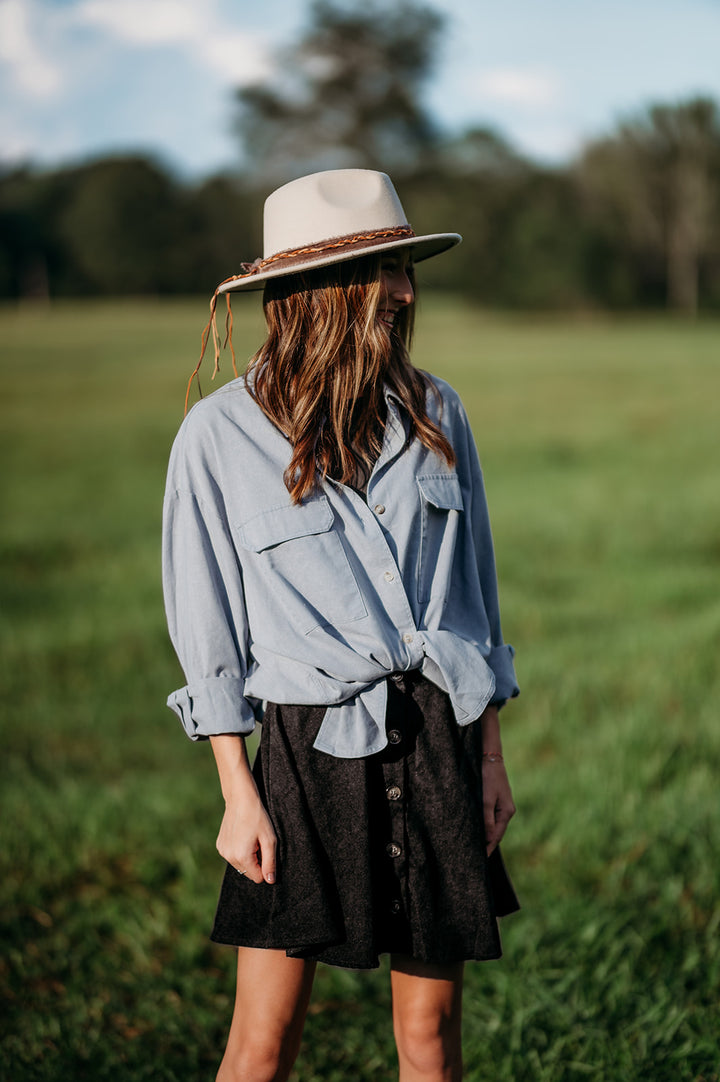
{"left": 416, "top": 474, "right": 464, "bottom": 604}
{"left": 235, "top": 496, "right": 367, "bottom": 635}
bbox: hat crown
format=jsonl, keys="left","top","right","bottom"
{"left": 263, "top": 169, "right": 409, "bottom": 259}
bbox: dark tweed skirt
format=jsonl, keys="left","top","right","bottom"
{"left": 211, "top": 671, "right": 519, "bottom": 969}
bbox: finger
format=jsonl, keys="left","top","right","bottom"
{"left": 490, "top": 820, "right": 507, "bottom": 851}
{"left": 239, "top": 852, "right": 264, "bottom": 884}
{"left": 495, "top": 799, "right": 516, "bottom": 828}
{"left": 260, "top": 831, "right": 277, "bottom": 885}
{"left": 487, "top": 799, "right": 515, "bottom": 853}
{"left": 485, "top": 817, "right": 499, "bottom": 856}
{"left": 484, "top": 799, "right": 498, "bottom": 855}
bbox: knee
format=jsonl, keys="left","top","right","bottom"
{"left": 394, "top": 1010, "right": 461, "bottom": 1078}
{"left": 216, "top": 1033, "right": 288, "bottom": 1082}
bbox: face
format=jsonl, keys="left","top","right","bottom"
{"left": 377, "top": 251, "right": 415, "bottom": 331}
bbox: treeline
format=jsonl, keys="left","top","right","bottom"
{"left": 2, "top": 0, "right": 720, "bottom": 312}
{"left": 0, "top": 160, "right": 265, "bottom": 300}
{"left": 2, "top": 113, "right": 719, "bottom": 313}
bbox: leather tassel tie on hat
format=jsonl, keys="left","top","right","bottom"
{"left": 184, "top": 290, "right": 238, "bottom": 415}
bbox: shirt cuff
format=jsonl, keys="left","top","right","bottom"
{"left": 167, "top": 676, "right": 258, "bottom": 741}
{"left": 487, "top": 644, "right": 520, "bottom": 704}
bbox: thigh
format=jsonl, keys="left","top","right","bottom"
{"left": 218, "top": 947, "right": 316, "bottom": 1082}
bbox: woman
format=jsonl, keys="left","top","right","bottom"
{"left": 163, "top": 168, "right": 519, "bottom": 1082}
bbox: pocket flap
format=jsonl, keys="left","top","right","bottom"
{"left": 237, "top": 496, "right": 334, "bottom": 552}
{"left": 417, "top": 474, "right": 463, "bottom": 511}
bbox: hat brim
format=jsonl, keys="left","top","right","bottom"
{"left": 217, "top": 232, "right": 462, "bottom": 294}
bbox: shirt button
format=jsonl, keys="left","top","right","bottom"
{"left": 374, "top": 503, "right": 386, "bottom": 514}
{"left": 390, "top": 899, "right": 402, "bottom": 914}
{"left": 383, "top": 571, "right": 395, "bottom": 582}
{"left": 386, "top": 785, "right": 402, "bottom": 801}
{"left": 387, "top": 729, "right": 402, "bottom": 745}
{"left": 402, "top": 633, "right": 414, "bottom": 644}
{"left": 386, "top": 842, "right": 402, "bottom": 858}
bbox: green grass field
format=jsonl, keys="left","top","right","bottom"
{"left": 2, "top": 296, "right": 719, "bottom": 1081}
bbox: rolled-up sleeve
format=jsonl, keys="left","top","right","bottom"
{"left": 162, "top": 435, "right": 258, "bottom": 740}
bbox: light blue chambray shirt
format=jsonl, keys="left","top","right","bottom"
{"left": 162, "top": 375, "right": 518, "bottom": 758}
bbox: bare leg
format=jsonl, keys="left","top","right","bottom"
{"left": 216, "top": 947, "right": 316, "bottom": 1082}
{"left": 390, "top": 955, "right": 464, "bottom": 1082}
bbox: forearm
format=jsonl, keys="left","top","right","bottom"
{"left": 210, "top": 734, "right": 258, "bottom": 802}
{"left": 209, "top": 734, "right": 277, "bottom": 884}
{"left": 479, "top": 704, "right": 503, "bottom": 756}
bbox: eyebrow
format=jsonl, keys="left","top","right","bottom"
{"left": 381, "top": 254, "right": 412, "bottom": 268}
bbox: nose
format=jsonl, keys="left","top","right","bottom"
{"left": 384, "top": 267, "right": 415, "bottom": 307}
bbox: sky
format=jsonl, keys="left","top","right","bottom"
{"left": 2, "top": 0, "right": 720, "bottom": 178}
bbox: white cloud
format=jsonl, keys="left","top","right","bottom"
{"left": 0, "top": 0, "right": 63, "bottom": 98}
{"left": 473, "top": 67, "right": 562, "bottom": 110}
{"left": 73, "top": 0, "right": 271, "bottom": 84}
{"left": 74, "top": 0, "right": 201, "bottom": 46}
{"left": 201, "top": 34, "right": 271, "bottom": 85}
{"left": 512, "top": 121, "right": 582, "bottom": 163}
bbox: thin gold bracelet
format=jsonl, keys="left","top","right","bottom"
{"left": 482, "top": 752, "right": 504, "bottom": 763}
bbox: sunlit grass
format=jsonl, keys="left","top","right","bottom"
{"left": 2, "top": 297, "right": 719, "bottom": 1080}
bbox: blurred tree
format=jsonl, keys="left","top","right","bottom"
{"left": 437, "top": 126, "right": 528, "bottom": 178}
{"left": 403, "top": 132, "right": 589, "bottom": 308}
{"left": 0, "top": 160, "right": 264, "bottom": 298}
{"left": 234, "top": 0, "right": 444, "bottom": 181}
{"left": 56, "top": 156, "right": 183, "bottom": 294}
{"left": 181, "top": 176, "right": 264, "bottom": 290}
{"left": 578, "top": 97, "right": 720, "bottom": 314}
{"left": 0, "top": 166, "right": 68, "bottom": 299}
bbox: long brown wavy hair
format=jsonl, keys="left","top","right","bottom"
{"left": 246, "top": 253, "right": 455, "bottom": 504}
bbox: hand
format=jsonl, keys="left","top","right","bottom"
{"left": 210, "top": 734, "right": 277, "bottom": 885}
{"left": 482, "top": 758, "right": 515, "bottom": 857}
{"left": 216, "top": 791, "right": 277, "bottom": 885}
{"left": 478, "top": 703, "right": 515, "bottom": 856}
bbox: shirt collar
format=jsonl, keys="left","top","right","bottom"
{"left": 380, "top": 385, "right": 410, "bottom": 464}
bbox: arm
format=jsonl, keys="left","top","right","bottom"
{"left": 455, "top": 397, "right": 519, "bottom": 705}
{"left": 162, "top": 434, "right": 258, "bottom": 741}
{"left": 210, "top": 735, "right": 276, "bottom": 884}
{"left": 453, "top": 396, "right": 518, "bottom": 849}
{"left": 162, "top": 418, "right": 276, "bottom": 882}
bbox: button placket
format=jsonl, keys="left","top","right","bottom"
{"left": 382, "top": 697, "right": 410, "bottom": 926}
{"left": 341, "top": 476, "right": 421, "bottom": 651}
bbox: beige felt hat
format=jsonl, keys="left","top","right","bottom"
{"left": 216, "top": 168, "right": 461, "bottom": 294}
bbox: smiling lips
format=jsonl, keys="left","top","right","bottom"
{"left": 378, "top": 309, "right": 397, "bottom": 328}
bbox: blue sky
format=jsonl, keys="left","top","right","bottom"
{"left": 2, "top": 0, "right": 719, "bottom": 177}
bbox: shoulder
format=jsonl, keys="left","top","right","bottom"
{"left": 167, "top": 376, "right": 273, "bottom": 484}
{"left": 172, "top": 376, "right": 266, "bottom": 453}
{"left": 179, "top": 376, "right": 256, "bottom": 435}
{"left": 421, "top": 372, "right": 470, "bottom": 432}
